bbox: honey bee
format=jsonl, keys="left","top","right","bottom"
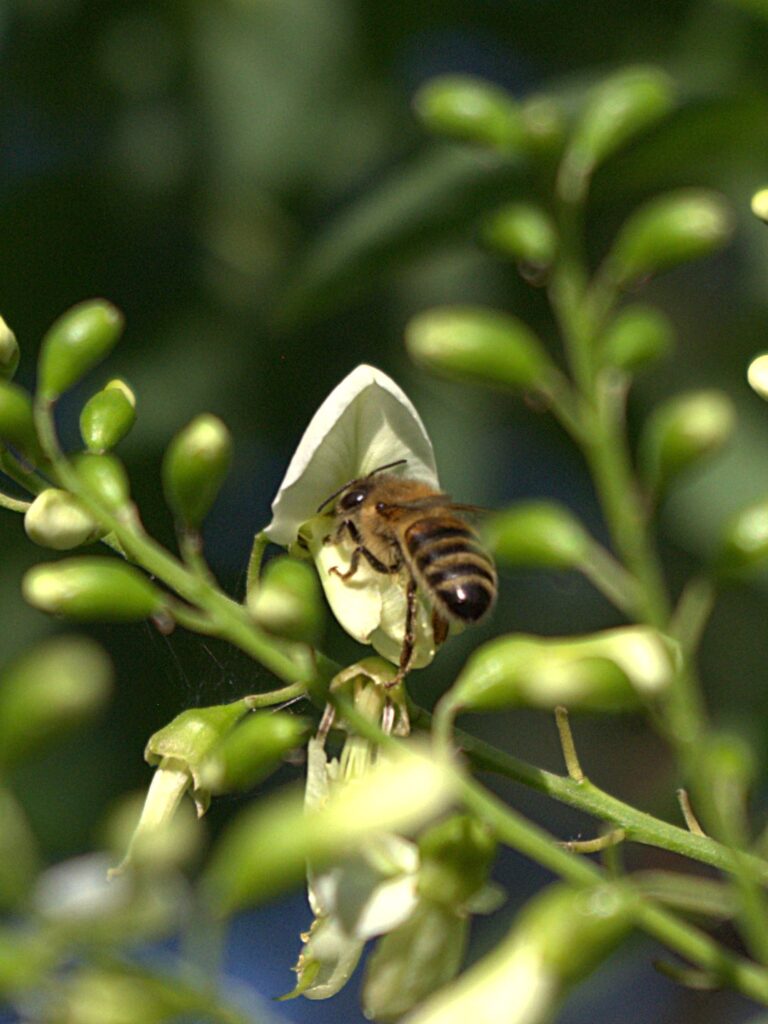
{"left": 317, "top": 459, "right": 497, "bottom": 682}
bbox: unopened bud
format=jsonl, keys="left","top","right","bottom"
{"left": 747, "top": 353, "right": 768, "bottom": 401}
{"left": 418, "top": 815, "right": 496, "bottom": 908}
{"left": 38, "top": 300, "right": 124, "bottom": 400}
{"left": 600, "top": 304, "right": 674, "bottom": 373}
{"left": 24, "top": 488, "right": 101, "bottom": 550}
{"left": 558, "top": 66, "right": 674, "bottom": 202}
{"left": 200, "top": 711, "right": 309, "bottom": 794}
{"left": 0, "top": 380, "right": 42, "bottom": 462}
{"left": 406, "top": 306, "right": 554, "bottom": 392}
{"left": 482, "top": 203, "right": 557, "bottom": 269}
{"left": 73, "top": 452, "right": 131, "bottom": 510}
{"left": 751, "top": 188, "right": 768, "bottom": 224}
{"left": 248, "top": 555, "right": 323, "bottom": 643}
{"left": 22, "top": 557, "right": 163, "bottom": 621}
{"left": 0, "top": 317, "right": 19, "bottom": 380}
{"left": 0, "top": 636, "right": 111, "bottom": 769}
{"left": 717, "top": 498, "right": 768, "bottom": 576}
{"left": 446, "top": 626, "right": 675, "bottom": 715}
{"left": 484, "top": 502, "right": 590, "bottom": 569}
{"left": 413, "top": 75, "right": 525, "bottom": 151}
{"left": 80, "top": 379, "right": 136, "bottom": 453}
{"left": 609, "top": 190, "right": 733, "bottom": 286}
{"left": 520, "top": 94, "right": 564, "bottom": 154}
{"left": 163, "top": 413, "right": 232, "bottom": 528}
{"left": 639, "top": 389, "right": 735, "bottom": 493}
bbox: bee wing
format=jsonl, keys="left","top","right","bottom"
{"left": 444, "top": 501, "right": 490, "bottom": 518}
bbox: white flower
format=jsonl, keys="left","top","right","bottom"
{"left": 265, "top": 365, "right": 443, "bottom": 668}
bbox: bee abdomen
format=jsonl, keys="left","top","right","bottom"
{"left": 405, "top": 518, "right": 496, "bottom": 623}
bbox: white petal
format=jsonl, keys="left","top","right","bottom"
{"left": 265, "top": 365, "right": 439, "bottom": 545}
{"left": 354, "top": 874, "right": 420, "bottom": 940}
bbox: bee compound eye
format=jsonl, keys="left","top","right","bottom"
{"left": 339, "top": 488, "right": 366, "bottom": 511}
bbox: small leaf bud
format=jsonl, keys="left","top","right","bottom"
{"left": 609, "top": 189, "right": 733, "bottom": 286}
{"left": 747, "top": 353, "right": 768, "bottom": 401}
{"left": 200, "top": 711, "right": 309, "bottom": 794}
{"left": 73, "top": 452, "right": 131, "bottom": 510}
{"left": 639, "top": 389, "right": 735, "bottom": 493}
{"left": 0, "top": 317, "right": 19, "bottom": 380}
{"left": 24, "top": 488, "right": 101, "bottom": 550}
{"left": 413, "top": 74, "right": 525, "bottom": 151}
{"left": 0, "top": 380, "right": 42, "bottom": 461}
{"left": 145, "top": 701, "right": 250, "bottom": 813}
{"left": 80, "top": 379, "right": 136, "bottom": 452}
{"left": 482, "top": 202, "right": 557, "bottom": 269}
{"left": 248, "top": 555, "right": 323, "bottom": 643}
{"left": 37, "top": 299, "right": 124, "bottom": 400}
{"left": 445, "top": 626, "right": 675, "bottom": 715}
{"left": 417, "top": 815, "right": 496, "bottom": 908}
{"left": 484, "top": 501, "right": 591, "bottom": 569}
{"left": 406, "top": 306, "right": 554, "bottom": 392}
{"left": 0, "top": 636, "right": 112, "bottom": 769}
{"left": 717, "top": 497, "right": 768, "bottom": 576}
{"left": 22, "top": 557, "right": 163, "bottom": 622}
{"left": 600, "top": 304, "right": 674, "bottom": 373}
{"left": 558, "top": 66, "right": 675, "bottom": 202}
{"left": 162, "top": 413, "right": 232, "bottom": 528}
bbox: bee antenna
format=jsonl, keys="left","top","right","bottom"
{"left": 315, "top": 459, "right": 408, "bottom": 514}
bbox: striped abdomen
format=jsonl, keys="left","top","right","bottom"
{"left": 404, "top": 517, "right": 497, "bottom": 622}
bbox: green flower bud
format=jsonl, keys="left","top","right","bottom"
{"left": 55, "top": 968, "right": 196, "bottom": 1024}
{"left": 599, "top": 304, "right": 674, "bottom": 373}
{"left": 163, "top": 413, "right": 232, "bottom": 528}
{"left": 22, "top": 557, "right": 163, "bottom": 622}
{"left": 0, "top": 928, "right": 57, "bottom": 995}
{"left": 38, "top": 299, "right": 124, "bottom": 400}
{"left": 609, "top": 190, "right": 733, "bottom": 286}
{"left": 484, "top": 501, "right": 591, "bottom": 569}
{"left": 639, "top": 389, "right": 735, "bottom": 493}
{"left": 445, "top": 626, "right": 675, "bottom": 715}
{"left": 73, "top": 452, "right": 131, "bottom": 510}
{"left": 248, "top": 555, "right": 323, "bottom": 643}
{"left": 145, "top": 701, "right": 250, "bottom": 814}
{"left": 200, "top": 711, "right": 309, "bottom": 794}
{"left": 717, "top": 497, "right": 768, "bottom": 576}
{"left": 80, "top": 378, "right": 136, "bottom": 452}
{"left": 24, "top": 488, "right": 101, "bottom": 550}
{"left": 406, "top": 306, "right": 554, "bottom": 392}
{"left": 418, "top": 815, "right": 496, "bottom": 908}
{"left": 413, "top": 74, "right": 525, "bottom": 151}
{"left": 0, "top": 636, "right": 111, "bottom": 769}
{"left": 482, "top": 203, "right": 557, "bottom": 269}
{"left": 747, "top": 352, "right": 768, "bottom": 401}
{"left": 751, "top": 188, "right": 768, "bottom": 224}
{"left": 0, "top": 317, "right": 19, "bottom": 380}
{"left": 558, "top": 67, "right": 674, "bottom": 203}
{"left": 0, "top": 791, "right": 39, "bottom": 909}
{"left": 520, "top": 94, "right": 564, "bottom": 154}
{"left": 0, "top": 380, "right": 42, "bottom": 461}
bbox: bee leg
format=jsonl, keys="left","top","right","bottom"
{"left": 331, "top": 545, "right": 399, "bottom": 581}
{"left": 391, "top": 577, "right": 417, "bottom": 687}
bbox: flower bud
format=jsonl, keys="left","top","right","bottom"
{"left": 520, "top": 94, "right": 564, "bottom": 155}
{"left": 445, "top": 626, "right": 675, "bottom": 715}
{"left": 558, "top": 66, "right": 674, "bottom": 202}
{"left": 406, "top": 306, "right": 554, "bottom": 392}
{"left": 53, "top": 967, "right": 194, "bottom": 1024}
{"left": 747, "top": 353, "right": 768, "bottom": 401}
{"left": 413, "top": 75, "right": 525, "bottom": 151}
{"left": 37, "top": 299, "right": 124, "bottom": 400}
{"left": 73, "top": 452, "right": 131, "bottom": 510}
{"left": 200, "top": 711, "right": 309, "bottom": 794}
{"left": 600, "top": 304, "right": 674, "bottom": 373}
{"left": 145, "top": 700, "right": 250, "bottom": 814}
{"left": 0, "top": 380, "right": 42, "bottom": 461}
{"left": 482, "top": 203, "right": 557, "bottom": 269}
{"left": 0, "top": 791, "right": 39, "bottom": 909}
{"left": 483, "top": 502, "right": 591, "bottom": 569}
{"left": 417, "top": 815, "right": 496, "bottom": 908}
{"left": 0, "top": 317, "right": 19, "bottom": 380}
{"left": 609, "top": 190, "right": 733, "bottom": 286}
{"left": 751, "top": 188, "right": 768, "bottom": 224}
{"left": 24, "top": 488, "right": 101, "bottom": 550}
{"left": 717, "top": 498, "right": 768, "bottom": 576}
{"left": 162, "top": 413, "right": 232, "bottom": 528}
{"left": 639, "top": 389, "right": 735, "bottom": 493}
{"left": 80, "top": 379, "right": 136, "bottom": 452}
{"left": 22, "top": 557, "right": 163, "bottom": 621}
{"left": 248, "top": 555, "right": 323, "bottom": 643}
{"left": 0, "top": 636, "right": 111, "bottom": 769}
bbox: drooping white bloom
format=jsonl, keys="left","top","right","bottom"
{"left": 265, "top": 365, "right": 443, "bottom": 668}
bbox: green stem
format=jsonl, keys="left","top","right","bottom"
{"left": 246, "top": 531, "right": 269, "bottom": 598}
{"left": 0, "top": 491, "right": 30, "bottom": 513}
{"left": 244, "top": 681, "right": 307, "bottom": 709}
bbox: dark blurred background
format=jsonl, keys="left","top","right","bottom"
{"left": 4, "top": 0, "right": 768, "bottom": 1021}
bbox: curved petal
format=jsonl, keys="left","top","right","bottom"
{"left": 265, "top": 365, "right": 439, "bottom": 545}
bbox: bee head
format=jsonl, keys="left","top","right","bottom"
{"left": 315, "top": 459, "right": 407, "bottom": 514}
